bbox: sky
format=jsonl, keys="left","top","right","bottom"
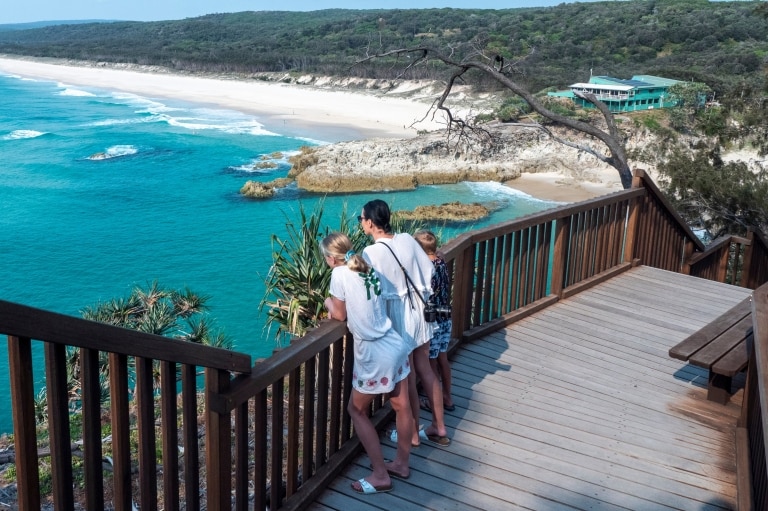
{"left": 1, "top": 0, "right": 602, "bottom": 25}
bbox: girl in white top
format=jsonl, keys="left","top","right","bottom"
{"left": 322, "top": 232, "right": 413, "bottom": 494}
{"left": 359, "top": 199, "right": 450, "bottom": 447}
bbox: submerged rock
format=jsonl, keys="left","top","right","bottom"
{"left": 251, "top": 161, "right": 278, "bottom": 170}
{"left": 240, "top": 177, "right": 293, "bottom": 198}
{"left": 395, "top": 202, "right": 491, "bottom": 222}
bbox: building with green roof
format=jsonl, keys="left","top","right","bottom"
{"left": 548, "top": 75, "right": 683, "bottom": 112}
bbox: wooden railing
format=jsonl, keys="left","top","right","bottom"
{"left": 204, "top": 320, "right": 379, "bottom": 511}
{"left": 4, "top": 168, "right": 768, "bottom": 510}
{"left": 440, "top": 187, "right": 645, "bottom": 342}
{"left": 739, "top": 282, "right": 768, "bottom": 511}
{"left": 2, "top": 300, "right": 252, "bottom": 511}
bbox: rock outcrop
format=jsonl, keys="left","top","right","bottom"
{"left": 240, "top": 178, "right": 293, "bottom": 199}
{"left": 290, "top": 123, "right": 629, "bottom": 193}
{"left": 395, "top": 202, "right": 491, "bottom": 222}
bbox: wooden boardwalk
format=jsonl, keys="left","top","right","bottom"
{"left": 307, "top": 266, "right": 752, "bottom": 511}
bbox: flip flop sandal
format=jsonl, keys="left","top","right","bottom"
{"left": 419, "top": 428, "right": 451, "bottom": 447}
{"left": 388, "top": 428, "right": 421, "bottom": 447}
{"left": 352, "top": 478, "right": 393, "bottom": 495}
{"left": 370, "top": 460, "right": 411, "bottom": 480}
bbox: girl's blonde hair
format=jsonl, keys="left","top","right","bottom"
{"left": 320, "top": 232, "right": 370, "bottom": 273}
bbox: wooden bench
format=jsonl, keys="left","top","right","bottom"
{"left": 669, "top": 297, "right": 753, "bottom": 404}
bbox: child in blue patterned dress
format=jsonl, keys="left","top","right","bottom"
{"left": 414, "top": 230, "right": 455, "bottom": 412}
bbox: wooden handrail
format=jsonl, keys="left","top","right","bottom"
{"left": 211, "top": 319, "right": 349, "bottom": 413}
{"left": 752, "top": 282, "right": 768, "bottom": 446}
{"left": 632, "top": 169, "right": 705, "bottom": 252}
{"left": 737, "top": 281, "right": 768, "bottom": 510}
{"left": 440, "top": 188, "right": 646, "bottom": 261}
{"left": 687, "top": 235, "right": 737, "bottom": 265}
{"left": 0, "top": 299, "right": 251, "bottom": 371}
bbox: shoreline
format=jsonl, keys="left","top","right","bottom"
{"left": 0, "top": 55, "right": 620, "bottom": 202}
{"left": 506, "top": 171, "right": 623, "bottom": 202}
{"left": 0, "top": 56, "right": 439, "bottom": 141}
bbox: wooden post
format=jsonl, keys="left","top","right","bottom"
{"left": 681, "top": 240, "right": 695, "bottom": 275}
{"left": 8, "top": 336, "right": 41, "bottom": 511}
{"left": 80, "top": 348, "right": 102, "bottom": 511}
{"left": 136, "top": 357, "right": 158, "bottom": 511}
{"left": 623, "top": 193, "right": 642, "bottom": 265}
{"left": 109, "top": 353, "right": 133, "bottom": 511}
{"left": 206, "top": 367, "right": 232, "bottom": 511}
{"left": 550, "top": 217, "right": 570, "bottom": 298}
{"left": 451, "top": 245, "right": 476, "bottom": 341}
{"left": 44, "top": 342, "right": 75, "bottom": 511}
{"left": 740, "top": 230, "right": 755, "bottom": 288}
{"left": 717, "top": 238, "right": 731, "bottom": 284}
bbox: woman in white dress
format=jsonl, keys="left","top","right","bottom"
{"left": 321, "top": 232, "right": 413, "bottom": 494}
{"left": 359, "top": 199, "right": 450, "bottom": 447}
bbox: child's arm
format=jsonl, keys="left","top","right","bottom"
{"left": 324, "top": 296, "right": 347, "bottom": 321}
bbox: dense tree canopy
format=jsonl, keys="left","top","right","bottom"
{"left": 0, "top": 0, "right": 765, "bottom": 96}
{"left": 657, "top": 146, "right": 768, "bottom": 238}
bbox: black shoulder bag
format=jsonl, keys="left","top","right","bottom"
{"left": 376, "top": 241, "right": 438, "bottom": 323}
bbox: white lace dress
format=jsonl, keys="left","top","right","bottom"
{"left": 329, "top": 265, "right": 410, "bottom": 394}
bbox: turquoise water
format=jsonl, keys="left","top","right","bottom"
{"left": 0, "top": 72, "right": 558, "bottom": 433}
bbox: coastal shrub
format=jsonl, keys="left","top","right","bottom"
{"left": 657, "top": 145, "right": 768, "bottom": 238}
{"left": 259, "top": 200, "right": 369, "bottom": 345}
{"left": 494, "top": 96, "right": 531, "bottom": 122}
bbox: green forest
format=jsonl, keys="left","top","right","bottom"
{"left": 0, "top": 0, "right": 765, "bottom": 96}
{"left": 0, "top": 0, "right": 766, "bottom": 235}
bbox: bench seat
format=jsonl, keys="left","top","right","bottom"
{"left": 669, "top": 297, "right": 753, "bottom": 404}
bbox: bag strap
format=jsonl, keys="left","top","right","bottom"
{"left": 376, "top": 241, "right": 428, "bottom": 307}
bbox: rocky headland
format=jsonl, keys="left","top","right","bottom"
{"left": 281, "top": 122, "right": 638, "bottom": 195}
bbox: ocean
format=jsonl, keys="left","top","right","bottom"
{"left": 0, "top": 71, "right": 558, "bottom": 433}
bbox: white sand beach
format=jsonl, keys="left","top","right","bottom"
{"left": 508, "top": 170, "right": 623, "bottom": 202}
{"left": 0, "top": 56, "right": 621, "bottom": 201}
{"left": 0, "top": 56, "right": 441, "bottom": 140}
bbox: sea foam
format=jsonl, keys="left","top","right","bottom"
{"left": 1, "top": 130, "right": 46, "bottom": 140}
{"left": 465, "top": 181, "right": 562, "bottom": 204}
{"left": 60, "top": 88, "right": 96, "bottom": 97}
{"left": 87, "top": 145, "right": 139, "bottom": 160}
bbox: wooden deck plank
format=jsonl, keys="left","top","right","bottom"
{"left": 458, "top": 342, "right": 737, "bottom": 473}
{"left": 453, "top": 342, "right": 737, "bottom": 451}
{"left": 430, "top": 405, "right": 735, "bottom": 509}
{"left": 448, "top": 358, "right": 721, "bottom": 447}
{"left": 314, "top": 267, "right": 745, "bottom": 511}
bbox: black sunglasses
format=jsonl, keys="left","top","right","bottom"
{"left": 357, "top": 215, "right": 365, "bottom": 223}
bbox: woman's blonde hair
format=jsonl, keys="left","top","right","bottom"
{"left": 320, "top": 232, "right": 370, "bottom": 273}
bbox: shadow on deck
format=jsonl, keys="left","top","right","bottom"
{"left": 311, "top": 266, "right": 750, "bottom": 511}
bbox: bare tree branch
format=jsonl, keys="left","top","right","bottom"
{"left": 357, "top": 45, "right": 634, "bottom": 189}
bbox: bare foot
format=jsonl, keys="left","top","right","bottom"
{"left": 384, "top": 460, "right": 410, "bottom": 480}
